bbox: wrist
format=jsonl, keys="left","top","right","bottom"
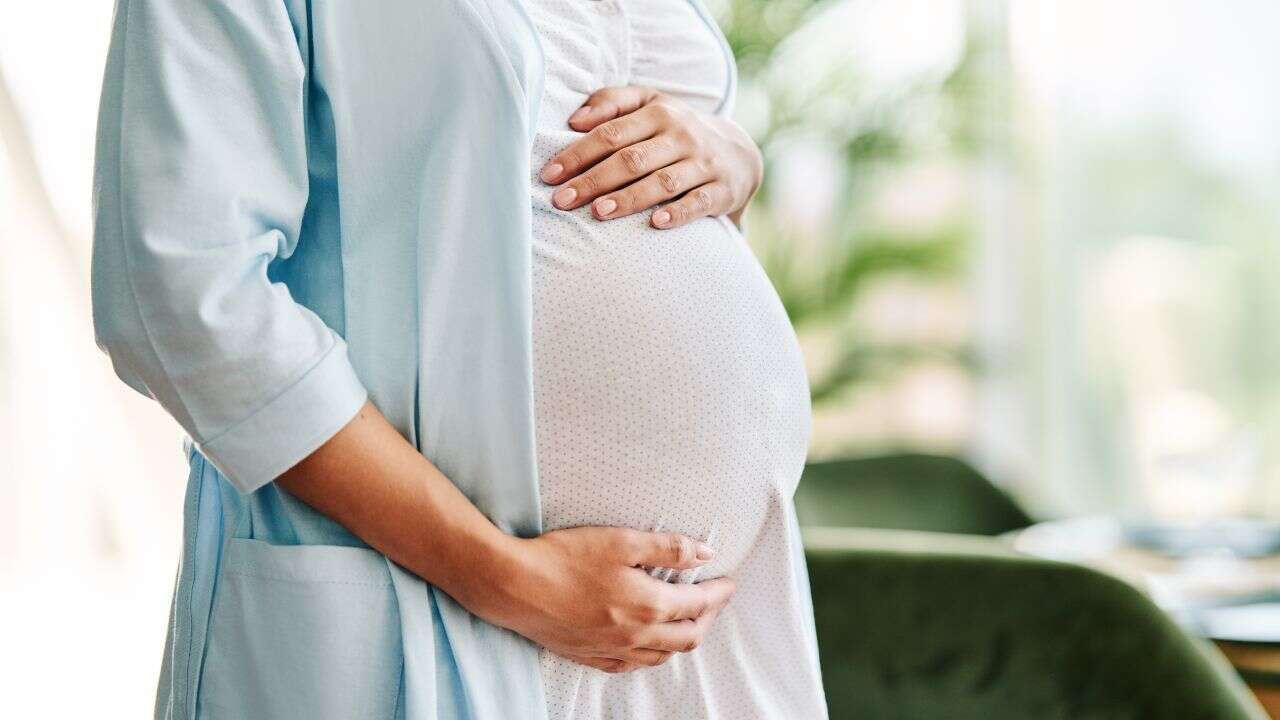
{"left": 449, "top": 529, "right": 536, "bottom": 623}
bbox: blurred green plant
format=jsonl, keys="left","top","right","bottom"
{"left": 714, "top": 0, "right": 982, "bottom": 406}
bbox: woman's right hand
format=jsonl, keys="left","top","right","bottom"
{"left": 276, "top": 403, "right": 733, "bottom": 675}
{"left": 474, "top": 526, "right": 736, "bottom": 673}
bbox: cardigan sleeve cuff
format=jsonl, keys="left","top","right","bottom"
{"left": 196, "top": 337, "right": 369, "bottom": 494}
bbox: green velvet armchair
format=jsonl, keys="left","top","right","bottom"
{"left": 796, "top": 454, "right": 1031, "bottom": 536}
{"left": 803, "top": 528, "right": 1266, "bottom": 720}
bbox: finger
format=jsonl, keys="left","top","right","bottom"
{"left": 540, "top": 110, "right": 661, "bottom": 185}
{"left": 569, "top": 85, "right": 660, "bottom": 131}
{"left": 620, "top": 647, "right": 674, "bottom": 667}
{"left": 637, "top": 591, "right": 729, "bottom": 652}
{"left": 633, "top": 618, "right": 704, "bottom": 654}
{"left": 651, "top": 182, "right": 733, "bottom": 230}
{"left": 658, "top": 576, "right": 736, "bottom": 622}
{"left": 554, "top": 136, "right": 684, "bottom": 211}
{"left": 590, "top": 158, "right": 712, "bottom": 221}
{"left": 623, "top": 530, "right": 715, "bottom": 570}
{"left": 562, "top": 654, "right": 637, "bottom": 674}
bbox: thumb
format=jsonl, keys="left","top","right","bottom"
{"left": 623, "top": 530, "right": 714, "bottom": 570}
{"left": 570, "top": 85, "right": 659, "bottom": 130}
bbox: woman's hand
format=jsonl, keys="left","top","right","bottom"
{"left": 475, "top": 526, "right": 736, "bottom": 674}
{"left": 279, "top": 403, "right": 733, "bottom": 677}
{"left": 539, "top": 86, "right": 763, "bottom": 229}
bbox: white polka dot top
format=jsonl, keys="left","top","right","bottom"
{"left": 527, "top": 1, "right": 829, "bottom": 718}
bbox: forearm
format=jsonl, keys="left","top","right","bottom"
{"left": 277, "top": 401, "right": 517, "bottom": 615}
{"left": 275, "top": 401, "right": 731, "bottom": 671}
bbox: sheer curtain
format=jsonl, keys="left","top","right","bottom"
{"left": 0, "top": 3, "right": 185, "bottom": 716}
{"left": 977, "top": 0, "right": 1280, "bottom": 520}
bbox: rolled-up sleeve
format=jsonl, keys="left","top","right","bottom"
{"left": 91, "top": 0, "right": 367, "bottom": 493}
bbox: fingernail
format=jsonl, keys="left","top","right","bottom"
{"left": 594, "top": 198, "right": 617, "bottom": 217}
{"left": 695, "top": 543, "right": 715, "bottom": 561}
{"left": 540, "top": 162, "right": 563, "bottom": 183}
{"left": 652, "top": 210, "right": 671, "bottom": 228}
{"left": 553, "top": 187, "right": 577, "bottom": 209}
{"left": 570, "top": 107, "right": 591, "bottom": 124}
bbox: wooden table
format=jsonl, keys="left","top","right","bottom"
{"left": 1010, "top": 517, "right": 1280, "bottom": 718}
{"left": 1216, "top": 640, "right": 1280, "bottom": 717}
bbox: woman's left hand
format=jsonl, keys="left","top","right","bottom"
{"left": 539, "top": 86, "right": 763, "bottom": 229}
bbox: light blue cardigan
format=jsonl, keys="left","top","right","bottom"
{"left": 91, "top": 0, "right": 737, "bottom": 718}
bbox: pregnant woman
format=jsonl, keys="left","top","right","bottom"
{"left": 92, "top": 0, "right": 826, "bottom": 718}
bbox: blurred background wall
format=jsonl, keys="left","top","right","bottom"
{"left": 2, "top": 0, "right": 1278, "bottom": 715}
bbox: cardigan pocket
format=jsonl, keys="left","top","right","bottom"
{"left": 196, "top": 539, "right": 403, "bottom": 720}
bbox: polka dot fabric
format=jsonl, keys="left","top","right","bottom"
{"left": 527, "top": 1, "right": 828, "bottom": 718}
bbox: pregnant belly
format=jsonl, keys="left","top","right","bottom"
{"left": 530, "top": 209, "right": 811, "bottom": 578}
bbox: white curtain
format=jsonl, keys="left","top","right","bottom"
{"left": 977, "top": 0, "right": 1280, "bottom": 520}
{"left": 0, "top": 3, "right": 186, "bottom": 715}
